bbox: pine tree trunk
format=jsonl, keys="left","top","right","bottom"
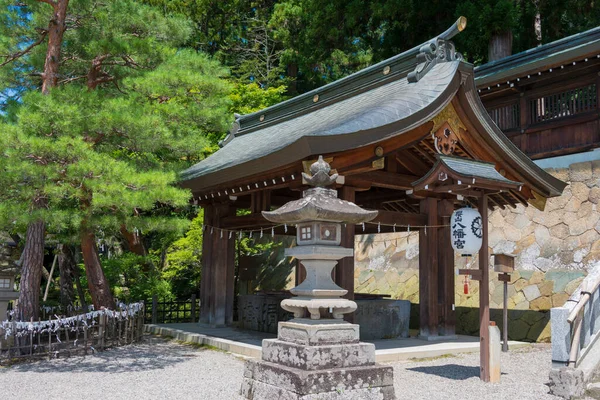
{"left": 71, "top": 254, "right": 88, "bottom": 312}
{"left": 16, "top": 220, "right": 45, "bottom": 321}
{"left": 488, "top": 31, "right": 513, "bottom": 62}
{"left": 16, "top": 0, "right": 70, "bottom": 322}
{"left": 58, "top": 244, "right": 76, "bottom": 312}
{"left": 120, "top": 224, "right": 147, "bottom": 256}
{"left": 41, "top": 0, "right": 69, "bottom": 94}
{"left": 81, "top": 228, "right": 115, "bottom": 310}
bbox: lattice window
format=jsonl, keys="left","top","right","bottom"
{"left": 300, "top": 226, "right": 312, "bottom": 240}
{"left": 0, "top": 279, "right": 10, "bottom": 290}
{"left": 530, "top": 84, "right": 597, "bottom": 123}
{"left": 487, "top": 102, "right": 520, "bottom": 131}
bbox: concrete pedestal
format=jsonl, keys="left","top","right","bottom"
{"left": 241, "top": 319, "right": 396, "bottom": 399}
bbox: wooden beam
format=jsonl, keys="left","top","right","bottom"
{"left": 221, "top": 213, "right": 272, "bottom": 229}
{"left": 396, "top": 149, "right": 431, "bottom": 175}
{"left": 370, "top": 210, "right": 427, "bottom": 227}
{"left": 350, "top": 170, "right": 418, "bottom": 190}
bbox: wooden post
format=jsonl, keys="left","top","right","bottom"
{"left": 151, "top": 295, "right": 158, "bottom": 324}
{"left": 335, "top": 187, "right": 356, "bottom": 323}
{"left": 99, "top": 314, "right": 106, "bottom": 351}
{"left": 200, "top": 205, "right": 215, "bottom": 324}
{"left": 335, "top": 187, "right": 356, "bottom": 299}
{"left": 503, "top": 279, "right": 509, "bottom": 352}
{"left": 479, "top": 194, "right": 490, "bottom": 382}
{"left": 419, "top": 198, "right": 439, "bottom": 338}
{"left": 225, "top": 224, "right": 236, "bottom": 326}
{"left": 438, "top": 199, "right": 455, "bottom": 336}
{"left": 208, "top": 203, "right": 236, "bottom": 327}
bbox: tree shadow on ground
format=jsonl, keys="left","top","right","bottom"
{"left": 0, "top": 336, "right": 202, "bottom": 374}
{"left": 406, "top": 364, "right": 481, "bottom": 380}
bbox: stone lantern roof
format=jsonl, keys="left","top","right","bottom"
{"left": 262, "top": 156, "right": 378, "bottom": 224}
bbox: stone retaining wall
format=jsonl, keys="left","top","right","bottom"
{"left": 354, "top": 160, "right": 600, "bottom": 342}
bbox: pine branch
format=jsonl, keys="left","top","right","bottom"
{"left": 0, "top": 31, "right": 48, "bottom": 67}
{"left": 37, "top": 0, "right": 57, "bottom": 7}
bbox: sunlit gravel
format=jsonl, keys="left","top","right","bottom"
{"left": 0, "top": 336, "right": 561, "bottom": 400}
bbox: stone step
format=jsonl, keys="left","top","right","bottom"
{"left": 262, "top": 339, "right": 375, "bottom": 370}
{"left": 243, "top": 358, "right": 394, "bottom": 396}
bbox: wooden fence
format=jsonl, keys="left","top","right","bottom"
{"left": 144, "top": 295, "right": 198, "bottom": 324}
{"left": 0, "top": 302, "right": 144, "bottom": 364}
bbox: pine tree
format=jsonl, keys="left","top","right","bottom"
{"left": 0, "top": 0, "right": 231, "bottom": 313}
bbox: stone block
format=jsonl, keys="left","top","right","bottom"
{"left": 551, "top": 306, "right": 572, "bottom": 363}
{"left": 523, "top": 285, "right": 541, "bottom": 301}
{"left": 513, "top": 213, "right": 531, "bottom": 230}
{"left": 552, "top": 292, "right": 570, "bottom": 307}
{"left": 241, "top": 378, "right": 395, "bottom": 400}
{"left": 242, "top": 359, "right": 395, "bottom": 398}
{"left": 570, "top": 161, "right": 593, "bottom": 182}
{"left": 572, "top": 182, "right": 591, "bottom": 201}
{"left": 589, "top": 187, "right": 600, "bottom": 204}
{"left": 261, "top": 339, "right": 375, "bottom": 371}
{"left": 278, "top": 320, "right": 359, "bottom": 346}
{"left": 569, "top": 218, "right": 588, "bottom": 236}
{"left": 529, "top": 296, "right": 552, "bottom": 311}
{"left": 354, "top": 299, "right": 410, "bottom": 340}
{"left": 549, "top": 367, "right": 585, "bottom": 399}
{"left": 539, "top": 280, "right": 554, "bottom": 296}
{"left": 577, "top": 201, "right": 594, "bottom": 218}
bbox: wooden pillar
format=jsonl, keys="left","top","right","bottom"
{"left": 438, "top": 199, "right": 456, "bottom": 336}
{"left": 200, "top": 205, "right": 215, "bottom": 324}
{"left": 335, "top": 186, "right": 356, "bottom": 301}
{"left": 419, "top": 197, "right": 438, "bottom": 338}
{"left": 200, "top": 203, "right": 236, "bottom": 327}
{"left": 479, "top": 194, "right": 491, "bottom": 382}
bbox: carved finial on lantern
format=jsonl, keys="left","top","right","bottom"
{"left": 302, "top": 155, "right": 338, "bottom": 188}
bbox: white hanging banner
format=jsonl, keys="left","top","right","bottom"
{"left": 451, "top": 207, "right": 483, "bottom": 256}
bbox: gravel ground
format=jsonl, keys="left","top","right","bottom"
{"left": 0, "top": 336, "right": 561, "bottom": 400}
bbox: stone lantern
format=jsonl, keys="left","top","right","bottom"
{"left": 241, "top": 156, "right": 396, "bottom": 400}
{"left": 0, "top": 271, "right": 18, "bottom": 321}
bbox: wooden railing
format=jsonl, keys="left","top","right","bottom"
{"left": 566, "top": 277, "right": 600, "bottom": 367}
{"left": 551, "top": 272, "right": 600, "bottom": 369}
{"left": 0, "top": 302, "right": 144, "bottom": 364}
{"left": 487, "top": 102, "right": 520, "bottom": 131}
{"left": 144, "top": 295, "right": 198, "bottom": 324}
{"left": 485, "top": 82, "right": 598, "bottom": 134}
{"left": 530, "top": 83, "right": 597, "bottom": 124}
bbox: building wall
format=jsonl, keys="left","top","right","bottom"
{"left": 353, "top": 160, "right": 600, "bottom": 342}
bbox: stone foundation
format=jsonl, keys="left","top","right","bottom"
{"left": 352, "top": 160, "right": 600, "bottom": 342}
{"left": 241, "top": 319, "right": 395, "bottom": 400}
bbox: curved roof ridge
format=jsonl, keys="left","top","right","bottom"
{"left": 229, "top": 17, "right": 467, "bottom": 139}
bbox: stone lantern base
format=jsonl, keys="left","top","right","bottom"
{"left": 241, "top": 319, "right": 396, "bottom": 400}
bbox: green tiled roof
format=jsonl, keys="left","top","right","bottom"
{"left": 475, "top": 26, "right": 600, "bottom": 86}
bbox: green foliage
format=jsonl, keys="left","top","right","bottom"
{"left": 102, "top": 253, "right": 172, "bottom": 302}
{"left": 229, "top": 83, "right": 287, "bottom": 115}
{"left": 164, "top": 212, "right": 203, "bottom": 299}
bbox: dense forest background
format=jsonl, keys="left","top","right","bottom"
{"left": 1, "top": 0, "right": 599, "bottom": 319}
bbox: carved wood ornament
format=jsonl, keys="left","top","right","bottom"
{"left": 430, "top": 103, "right": 467, "bottom": 155}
